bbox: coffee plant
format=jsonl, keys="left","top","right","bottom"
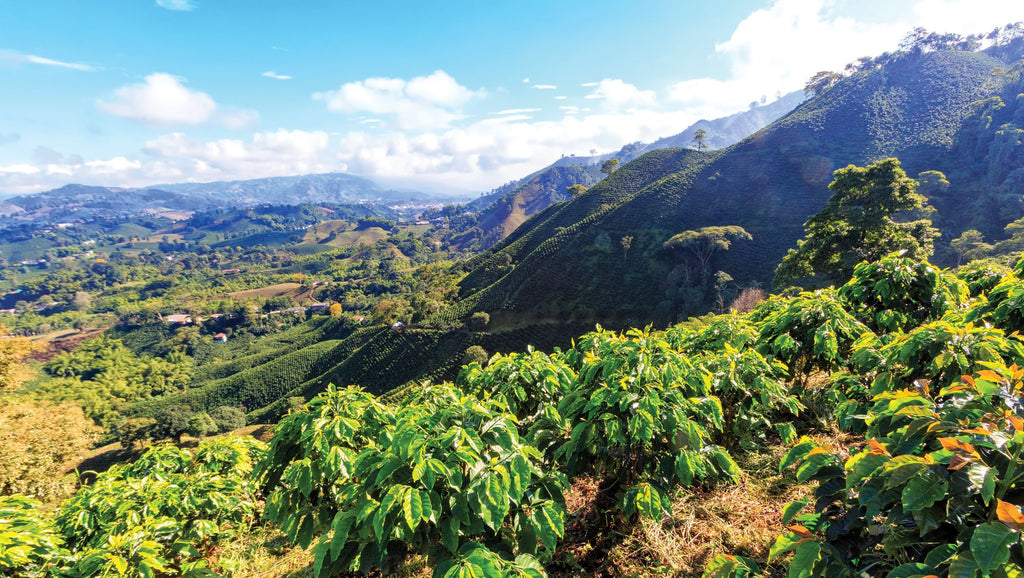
{"left": 55, "top": 436, "right": 265, "bottom": 577}
{"left": 259, "top": 383, "right": 566, "bottom": 577}
{"left": 753, "top": 289, "right": 871, "bottom": 382}
{"left": 769, "top": 362, "right": 1024, "bottom": 576}
{"left": 837, "top": 253, "right": 967, "bottom": 333}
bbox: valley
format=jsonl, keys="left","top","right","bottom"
{"left": 3, "top": 17, "right": 1024, "bottom": 578}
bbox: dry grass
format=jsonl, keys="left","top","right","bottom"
{"left": 226, "top": 283, "right": 314, "bottom": 302}
{"left": 207, "top": 524, "right": 314, "bottom": 577}
{"left": 602, "top": 430, "right": 861, "bottom": 577}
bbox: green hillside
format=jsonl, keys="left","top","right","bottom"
{"left": 470, "top": 165, "right": 601, "bottom": 249}
{"left": 441, "top": 45, "right": 1024, "bottom": 328}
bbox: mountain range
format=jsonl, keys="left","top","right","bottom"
{"left": 439, "top": 37, "right": 1024, "bottom": 328}
{"left": 126, "top": 32, "right": 1024, "bottom": 423}
{"left": 464, "top": 91, "right": 806, "bottom": 248}
{"left": 0, "top": 173, "right": 444, "bottom": 224}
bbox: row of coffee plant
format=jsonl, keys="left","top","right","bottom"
{"left": 4, "top": 252, "right": 1024, "bottom": 576}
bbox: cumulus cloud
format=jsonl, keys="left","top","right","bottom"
{"left": 532, "top": 84, "right": 557, "bottom": 90}
{"left": 0, "top": 164, "right": 41, "bottom": 175}
{"left": 156, "top": 0, "right": 195, "bottom": 11}
{"left": 584, "top": 79, "right": 657, "bottom": 110}
{"left": 6, "top": 0, "right": 1015, "bottom": 196}
{"left": 911, "top": 0, "right": 1024, "bottom": 35}
{"left": 491, "top": 108, "right": 542, "bottom": 115}
{"left": 262, "top": 70, "right": 292, "bottom": 80}
{"left": 0, "top": 50, "right": 95, "bottom": 71}
{"left": 314, "top": 70, "right": 483, "bottom": 130}
{"left": 97, "top": 73, "right": 257, "bottom": 128}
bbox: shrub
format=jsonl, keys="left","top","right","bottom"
{"left": 0, "top": 494, "right": 68, "bottom": 576}
{"left": 462, "top": 345, "right": 489, "bottom": 367}
{"left": 55, "top": 436, "right": 265, "bottom": 576}
{"left": 258, "top": 384, "right": 566, "bottom": 577}
{"left": 837, "top": 253, "right": 967, "bottom": 332}
{"left": 469, "top": 311, "right": 490, "bottom": 331}
{"left": 0, "top": 400, "right": 100, "bottom": 501}
{"left": 209, "top": 406, "right": 247, "bottom": 433}
{"left": 772, "top": 362, "right": 1024, "bottom": 576}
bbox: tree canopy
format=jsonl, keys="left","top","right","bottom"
{"left": 600, "top": 158, "right": 619, "bottom": 175}
{"left": 774, "top": 158, "right": 939, "bottom": 287}
{"left": 693, "top": 128, "right": 708, "bottom": 151}
{"left": 664, "top": 225, "right": 752, "bottom": 279}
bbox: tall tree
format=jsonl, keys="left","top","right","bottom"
{"left": 601, "top": 158, "right": 619, "bottom": 175}
{"left": 693, "top": 128, "right": 708, "bottom": 152}
{"left": 950, "top": 230, "right": 991, "bottom": 265}
{"left": 804, "top": 71, "right": 841, "bottom": 96}
{"left": 620, "top": 235, "right": 633, "bottom": 259}
{"left": 774, "top": 158, "right": 939, "bottom": 287}
{"left": 663, "top": 225, "right": 752, "bottom": 280}
{"left": 566, "top": 184, "right": 588, "bottom": 198}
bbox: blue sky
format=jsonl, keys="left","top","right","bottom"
{"left": 2, "top": 0, "right": 1023, "bottom": 195}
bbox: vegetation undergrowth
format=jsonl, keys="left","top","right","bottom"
{"left": 6, "top": 251, "right": 1024, "bottom": 577}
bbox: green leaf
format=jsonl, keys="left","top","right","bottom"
{"left": 628, "top": 483, "right": 663, "bottom": 521}
{"left": 298, "top": 463, "right": 313, "bottom": 497}
{"left": 887, "top": 563, "right": 933, "bottom": 577}
{"left": 676, "top": 451, "right": 695, "bottom": 486}
{"left": 531, "top": 503, "right": 564, "bottom": 552}
{"left": 845, "top": 451, "right": 888, "bottom": 490}
{"left": 970, "top": 522, "right": 1016, "bottom": 574}
{"left": 922, "top": 543, "right": 958, "bottom": 568}
{"left": 768, "top": 531, "right": 803, "bottom": 562}
{"left": 329, "top": 512, "right": 353, "bottom": 561}
{"left": 775, "top": 423, "right": 798, "bottom": 445}
{"left": 703, "top": 554, "right": 759, "bottom": 577}
{"left": 780, "top": 438, "right": 819, "bottom": 472}
{"left": 796, "top": 451, "right": 834, "bottom": 483}
{"left": 403, "top": 487, "right": 424, "bottom": 531}
{"left": 781, "top": 498, "right": 810, "bottom": 526}
{"left": 902, "top": 469, "right": 948, "bottom": 512}
{"left": 440, "top": 516, "right": 460, "bottom": 553}
{"left": 947, "top": 554, "right": 978, "bottom": 578}
{"left": 788, "top": 540, "right": 821, "bottom": 578}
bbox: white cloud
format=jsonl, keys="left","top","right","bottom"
{"left": 0, "top": 164, "right": 40, "bottom": 175}
{"left": 156, "top": 0, "right": 195, "bottom": 11}
{"left": 584, "top": 79, "right": 657, "bottom": 110}
{"left": 7, "top": 0, "right": 1018, "bottom": 197}
{"left": 262, "top": 70, "right": 292, "bottom": 80}
{"left": 0, "top": 50, "right": 95, "bottom": 71}
{"left": 84, "top": 157, "right": 142, "bottom": 174}
{"left": 533, "top": 84, "right": 557, "bottom": 90}
{"left": 314, "top": 70, "right": 483, "bottom": 130}
{"left": 97, "top": 73, "right": 257, "bottom": 128}
{"left": 911, "top": 0, "right": 1024, "bottom": 35}
{"left": 491, "top": 108, "right": 542, "bottom": 115}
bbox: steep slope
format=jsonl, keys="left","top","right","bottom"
{"left": 443, "top": 45, "right": 1023, "bottom": 328}
{"left": 632, "top": 90, "right": 808, "bottom": 154}
{"left": 470, "top": 165, "right": 601, "bottom": 248}
{"left": 466, "top": 92, "right": 805, "bottom": 249}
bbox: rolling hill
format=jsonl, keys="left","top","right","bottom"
{"left": 440, "top": 40, "right": 1024, "bottom": 328}
{"left": 0, "top": 172, "right": 448, "bottom": 226}
{"left": 465, "top": 91, "right": 806, "bottom": 249}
